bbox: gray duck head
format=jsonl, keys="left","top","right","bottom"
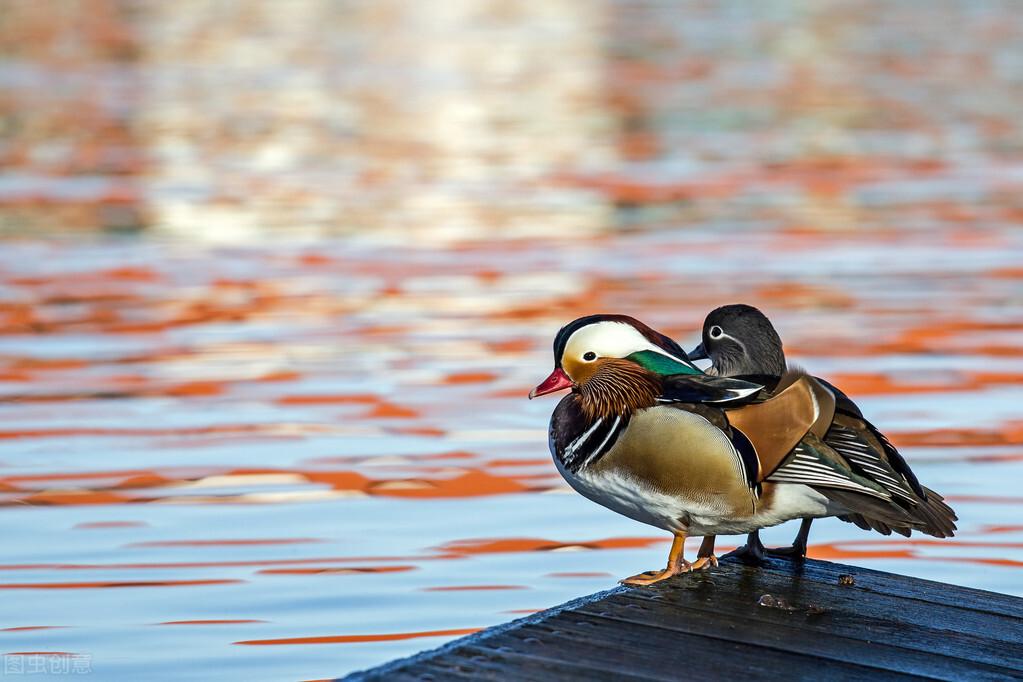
{"left": 687, "top": 304, "right": 786, "bottom": 377}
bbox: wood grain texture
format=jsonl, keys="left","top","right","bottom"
{"left": 344, "top": 558, "right": 1023, "bottom": 681}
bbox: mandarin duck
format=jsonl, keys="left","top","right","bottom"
{"left": 687, "top": 304, "right": 957, "bottom": 564}
{"left": 531, "top": 314, "right": 956, "bottom": 586}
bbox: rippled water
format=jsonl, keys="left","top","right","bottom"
{"left": 4, "top": 1, "right": 1023, "bottom": 680}
{"left": 1, "top": 230, "right": 1022, "bottom": 680}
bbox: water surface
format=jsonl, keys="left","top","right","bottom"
{"left": 3, "top": 1, "right": 1023, "bottom": 680}
{"left": 1, "top": 231, "right": 1022, "bottom": 680}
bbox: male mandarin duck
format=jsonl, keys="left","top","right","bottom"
{"left": 687, "top": 304, "right": 957, "bottom": 564}
{"left": 530, "top": 313, "right": 956, "bottom": 586}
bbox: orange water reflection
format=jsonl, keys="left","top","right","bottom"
{"left": 3, "top": 2, "right": 1023, "bottom": 679}
{"left": 0, "top": 579, "right": 244, "bottom": 590}
{"left": 4, "top": 441, "right": 1022, "bottom": 508}
{"left": 422, "top": 585, "right": 526, "bottom": 592}
{"left": 256, "top": 567, "right": 415, "bottom": 576}
{"left": 235, "top": 628, "right": 483, "bottom": 647}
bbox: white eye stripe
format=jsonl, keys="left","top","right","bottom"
{"left": 564, "top": 321, "right": 689, "bottom": 365}
{"left": 713, "top": 328, "right": 746, "bottom": 351}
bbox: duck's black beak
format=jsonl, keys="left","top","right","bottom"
{"left": 687, "top": 342, "right": 709, "bottom": 361}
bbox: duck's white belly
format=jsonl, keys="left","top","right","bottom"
{"left": 747, "top": 483, "right": 838, "bottom": 531}
{"left": 557, "top": 453, "right": 840, "bottom": 536}
{"left": 556, "top": 462, "right": 696, "bottom": 533}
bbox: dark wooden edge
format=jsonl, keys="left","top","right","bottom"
{"left": 339, "top": 557, "right": 1022, "bottom": 681}
{"left": 341, "top": 585, "right": 627, "bottom": 681}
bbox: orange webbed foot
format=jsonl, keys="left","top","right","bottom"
{"left": 689, "top": 554, "right": 718, "bottom": 571}
{"left": 620, "top": 560, "right": 693, "bottom": 586}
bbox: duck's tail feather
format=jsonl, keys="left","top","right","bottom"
{"left": 828, "top": 486, "right": 957, "bottom": 539}
{"left": 819, "top": 488, "right": 916, "bottom": 529}
{"left": 836, "top": 512, "right": 912, "bottom": 537}
{"left": 912, "top": 486, "right": 958, "bottom": 538}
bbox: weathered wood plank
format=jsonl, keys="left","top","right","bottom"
{"left": 344, "top": 559, "right": 1023, "bottom": 682}
{"left": 771, "top": 559, "right": 1023, "bottom": 620}
{"left": 384, "top": 644, "right": 646, "bottom": 682}
{"left": 678, "top": 563, "right": 1023, "bottom": 647}
{"left": 589, "top": 592, "right": 1018, "bottom": 679}
{"left": 480, "top": 610, "right": 931, "bottom": 681}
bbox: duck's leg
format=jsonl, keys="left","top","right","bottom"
{"left": 721, "top": 530, "right": 767, "bottom": 565}
{"left": 689, "top": 535, "right": 719, "bottom": 571}
{"left": 764, "top": 518, "right": 812, "bottom": 561}
{"left": 620, "top": 533, "right": 690, "bottom": 586}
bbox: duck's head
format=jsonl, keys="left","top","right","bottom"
{"left": 530, "top": 314, "right": 700, "bottom": 399}
{"left": 687, "top": 304, "right": 786, "bottom": 377}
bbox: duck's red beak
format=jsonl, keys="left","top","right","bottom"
{"left": 529, "top": 367, "right": 573, "bottom": 399}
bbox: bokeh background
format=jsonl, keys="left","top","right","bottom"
{"left": 2, "top": 1, "right": 1023, "bottom": 680}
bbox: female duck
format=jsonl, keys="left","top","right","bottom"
{"left": 688, "top": 304, "right": 957, "bottom": 564}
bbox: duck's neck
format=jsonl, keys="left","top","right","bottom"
{"left": 579, "top": 360, "right": 661, "bottom": 421}
{"left": 713, "top": 345, "right": 786, "bottom": 378}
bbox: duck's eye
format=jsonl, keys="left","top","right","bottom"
{"left": 709, "top": 326, "right": 723, "bottom": 339}
{"left": 582, "top": 351, "right": 597, "bottom": 361}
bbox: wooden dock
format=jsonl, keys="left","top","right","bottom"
{"left": 344, "top": 558, "right": 1023, "bottom": 681}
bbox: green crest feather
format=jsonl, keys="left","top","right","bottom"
{"left": 626, "top": 350, "right": 702, "bottom": 376}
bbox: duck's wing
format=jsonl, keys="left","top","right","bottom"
{"left": 728, "top": 373, "right": 783, "bottom": 393}
{"left": 768, "top": 432, "right": 898, "bottom": 501}
{"left": 765, "top": 429, "right": 940, "bottom": 534}
{"left": 722, "top": 374, "right": 921, "bottom": 528}
{"left": 761, "top": 376, "right": 957, "bottom": 538}
{"left": 813, "top": 378, "right": 957, "bottom": 537}
{"left": 723, "top": 373, "right": 836, "bottom": 482}
{"left": 658, "top": 374, "right": 764, "bottom": 405}
{"left": 770, "top": 430, "right": 957, "bottom": 537}
{"left": 815, "top": 377, "right": 925, "bottom": 499}
{"left": 825, "top": 414, "right": 920, "bottom": 504}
